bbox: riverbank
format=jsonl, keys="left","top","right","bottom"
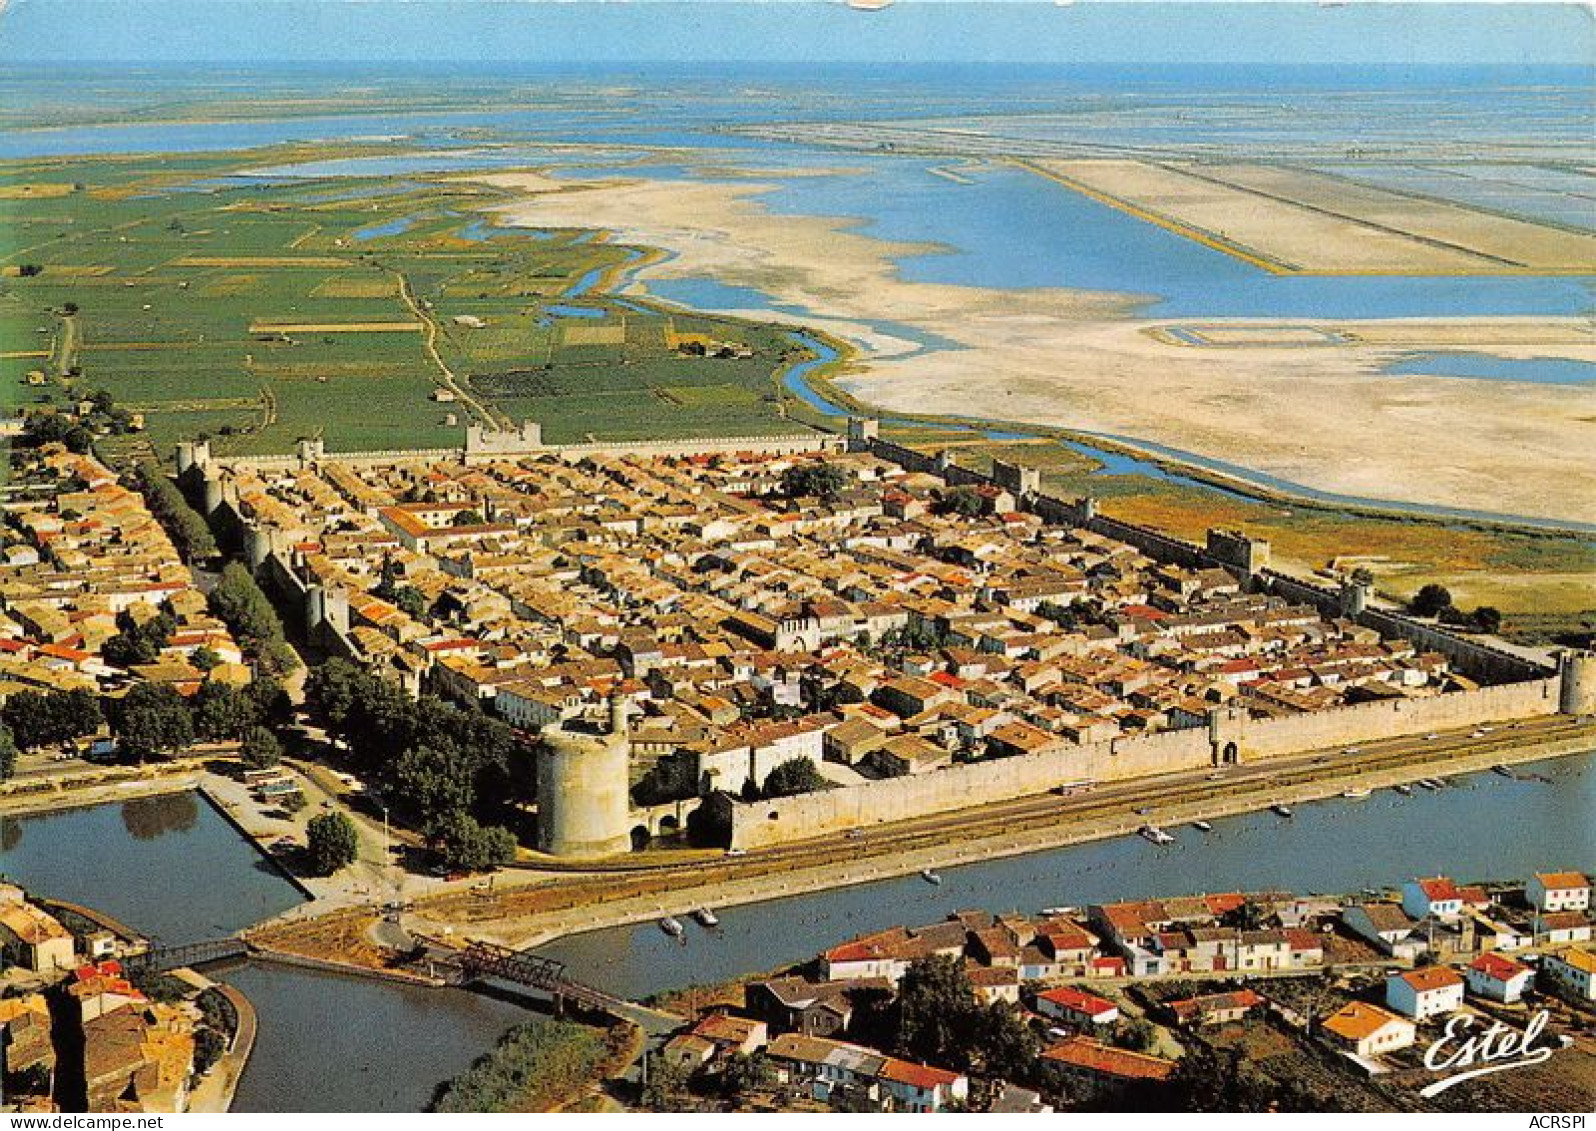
{"left": 186, "top": 983, "right": 256, "bottom": 1114}
{"left": 420, "top": 725, "right": 1594, "bottom": 951}
{"left": 0, "top": 765, "right": 203, "bottom": 819}
{"left": 486, "top": 171, "right": 1596, "bottom": 525}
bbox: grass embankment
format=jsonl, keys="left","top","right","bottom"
{"left": 430, "top": 1017, "right": 636, "bottom": 1113}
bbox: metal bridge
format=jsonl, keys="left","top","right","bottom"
{"left": 122, "top": 937, "right": 252, "bottom": 975}
{"left": 444, "top": 939, "right": 628, "bottom": 1015}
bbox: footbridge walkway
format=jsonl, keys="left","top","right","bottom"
{"left": 123, "top": 937, "right": 253, "bottom": 975}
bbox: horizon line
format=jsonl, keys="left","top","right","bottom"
{"left": 23, "top": 58, "right": 1595, "bottom": 68}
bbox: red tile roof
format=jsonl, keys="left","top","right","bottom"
{"left": 1398, "top": 966, "right": 1465, "bottom": 992}
{"left": 1038, "top": 987, "right": 1117, "bottom": 1017}
{"left": 1416, "top": 877, "right": 1462, "bottom": 902}
{"left": 879, "top": 1058, "right": 961, "bottom": 1090}
{"left": 1042, "top": 1037, "right": 1176, "bottom": 1081}
{"left": 1469, "top": 952, "right": 1529, "bottom": 981}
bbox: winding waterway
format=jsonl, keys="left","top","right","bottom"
{"left": 0, "top": 794, "right": 527, "bottom": 1112}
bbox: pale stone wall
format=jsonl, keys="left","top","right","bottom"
{"left": 727, "top": 677, "right": 1561, "bottom": 851}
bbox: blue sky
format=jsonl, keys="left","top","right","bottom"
{"left": 2, "top": 1, "right": 1590, "bottom": 65}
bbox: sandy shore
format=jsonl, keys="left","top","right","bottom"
{"left": 486, "top": 173, "right": 1596, "bottom": 525}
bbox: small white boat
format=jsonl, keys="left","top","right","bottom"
{"left": 1492, "top": 764, "right": 1515, "bottom": 779}
{"left": 659, "top": 917, "right": 684, "bottom": 938}
{"left": 1340, "top": 787, "right": 1371, "bottom": 799}
{"left": 920, "top": 868, "right": 942, "bottom": 885}
{"left": 1419, "top": 778, "right": 1443, "bottom": 791}
{"left": 1192, "top": 820, "right": 1214, "bottom": 832}
{"left": 1040, "top": 906, "right": 1078, "bottom": 918}
{"left": 693, "top": 907, "right": 720, "bottom": 928}
{"left": 1139, "top": 824, "right": 1176, "bottom": 845}
{"left": 1394, "top": 783, "right": 1414, "bottom": 796}
{"left": 1272, "top": 803, "right": 1294, "bottom": 818}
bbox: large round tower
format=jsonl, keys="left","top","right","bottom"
{"left": 1558, "top": 649, "right": 1596, "bottom": 716}
{"left": 535, "top": 697, "right": 633, "bottom": 857}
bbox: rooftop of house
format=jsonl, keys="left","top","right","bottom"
{"left": 1041, "top": 1037, "right": 1177, "bottom": 1081}
{"left": 1535, "top": 871, "right": 1591, "bottom": 890}
{"left": 1394, "top": 966, "right": 1466, "bottom": 992}
{"left": 1323, "top": 1001, "right": 1409, "bottom": 1041}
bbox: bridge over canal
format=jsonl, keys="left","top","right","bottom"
{"left": 123, "top": 937, "right": 253, "bottom": 974}
{"left": 418, "top": 937, "right": 682, "bottom": 1031}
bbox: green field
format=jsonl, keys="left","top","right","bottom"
{"left": 0, "top": 146, "right": 811, "bottom": 461}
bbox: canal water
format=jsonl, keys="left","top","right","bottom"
{"left": 539, "top": 752, "right": 1596, "bottom": 1002}
{"left": 0, "top": 753, "right": 1590, "bottom": 1108}
{"left": 220, "top": 962, "right": 529, "bottom": 1113}
{"left": 0, "top": 793, "right": 527, "bottom": 1112}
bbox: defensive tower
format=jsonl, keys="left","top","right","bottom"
{"left": 535, "top": 694, "right": 633, "bottom": 857}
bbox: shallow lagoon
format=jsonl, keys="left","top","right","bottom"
{"left": 1383, "top": 352, "right": 1596, "bottom": 386}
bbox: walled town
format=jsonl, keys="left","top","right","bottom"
{"left": 172, "top": 425, "right": 1593, "bottom": 857}
{"left": 645, "top": 870, "right": 1594, "bottom": 1112}
{"left": 0, "top": 426, "right": 1591, "bottom": 1115}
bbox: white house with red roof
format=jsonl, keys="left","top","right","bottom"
{"left": 1386, "top": 966, "right": 1466, "bottom": 1020}
{"left": 1321, "top": 1002, "right": 1415, "bottom": 1059}
{"left": 1527, "top": 872, "right": 1591, "bottom": 914}
{"left": 1465, "top": 952, "right": 1532, "bottom": 1004}
{"left": 1401, "top": 877, "right": 1464, "bottom": 922}
{"left": 877, "top": 1057, "right": 968, "bottom": 1113}
{"left": 1035, "top": 986, "right": 1120, "bottom": 1028}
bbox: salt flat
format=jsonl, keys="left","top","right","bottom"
{"left": 491, "top": 173, "right": 1596, "bottom": 525}
{"left": 1029, "top": 159, "right": 1596, "bottom": 274}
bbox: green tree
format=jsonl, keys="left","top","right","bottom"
{"left": 437, "top": 812, "right": 517, "bottom": 872}
{"left": 897, "top": 954, "right": 977, "bottom": 1068}
{"left": 719, "top": 1050, "right": 773, "bottom": 1098}
{"left": 114, "top": 683, "right": 195, "bottom": 762}
{"left": 375, "top": 554, "right": 403, "bottom": 599}
{"left": 209, "top": 562, "right": 286, "bottom": 653}
{"left": 1473, "top": 605, "right": 1503, "bottom": 634}
{"left": 762, "top": 756, "right": 828, "bottom": 798}
{"left": 2, "top": 688, "right": 102, "bottom": 750}
{"left": 240, "top": 726, "right": 282, "bottom": 770}
{"left": 248, "top": 673, "right": 290, "bottom": 723}
{"left": 1168, "top": 1042, "right": 1274, "bottom": 1112}
{"left": 641, "top": 1053, "right": 691, "bottom": 1112}
{"left": 192, "top": 681, "right": 258, "bottom": 742}
{"left": 305, "top": 658, "right": 374, "bottom": 743}
{"left": 1224, "top": 898, "right": 1269, "bottom": 932}
{"left": 451, "top": 509, "right": 485, "bottom": 527}
{"left": 306, "top": 811, "right": 360, "bottom": 875}
{"left": 780, "top": 462, "right": 850, "bottom": 501}
{"left": 394, "top": 744, "right": 476, "bottom": 837}
{"left": 969, "top": 1001, "right": 1039, "bottom": 1078}
{"left": 0, "top": 724, "right": 17, "bottom": 781}
{"left": 393, "top": 586, "right": 428, "bottom": 618}
{"left": 1111, "top": 1017, "right": 1157, "bottom": 1053}
{"left": 134, "top": 463, "right": 219, "bottom": 560}
{"left": 938, "top": 486, "right": 986, "bottom": 517}
{"left": 190, "top": 645, "right": 222, "bottom": 672}
{"left": 1410, "top": 583, "right": 1453, "bottom": 618}
{"left": 103, "top": 607, "right": 174, "bottom": 668}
